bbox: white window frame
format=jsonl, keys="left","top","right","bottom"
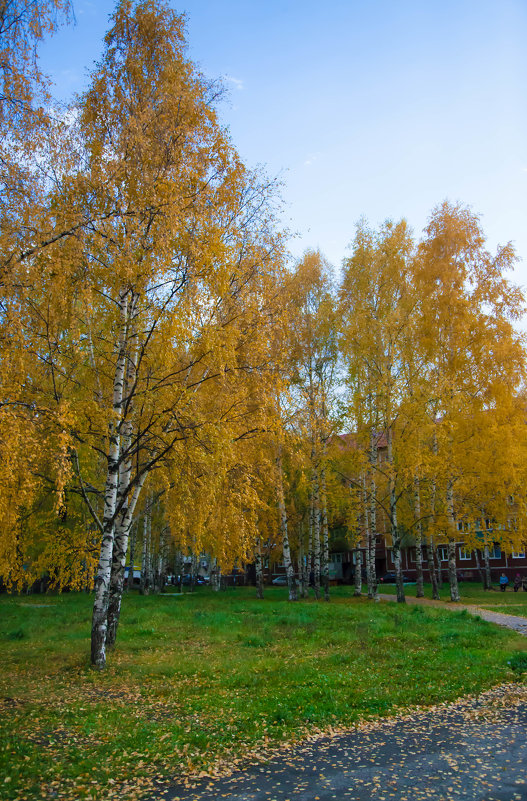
{"left": 459, "top": 547, "right": 471, "bottom": 560}
{"left": 512, "top": 551, "right": 526, "bottom": 559}
{"left": 489, "top": 544, "right": 501, "bottom": 560}
{"left": 437, "top": 545, "right": 449, "bottom": 562}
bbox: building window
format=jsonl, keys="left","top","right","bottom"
{"left": 437, "top": 545, "right": 449, "bottom": 562}
{"left": 489, "top": 544, "right": 501, "bottom": 560}
{"left": 459, "top": 548, "right": 471, "bottom": 560}
{"left": 352, "top": 551, "right": 363, "bottom": 565}
{"left": 512, "top": 551, "right": 526, "bottom": 559}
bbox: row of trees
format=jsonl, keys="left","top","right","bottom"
{"left": 1, "top": 0, "right": 526, "bottom": 669}
{"left": 247, "top": 208, "right": 526, "bottom": 609}
{"left": 339, "top": 209, "right": 526, "bottom": 604}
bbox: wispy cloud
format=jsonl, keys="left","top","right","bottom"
{"left": 304, "top": 152, "right": 322, "bottom": 167}
{"left": 224, "top": 75, "right": 244, "bottom": 91}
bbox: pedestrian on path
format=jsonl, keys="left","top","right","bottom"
{"left": 514, "top": 573, "right": 522, "bottom": 592}
{"left": 499, "top": 573, "right": 509, "bottom": 592}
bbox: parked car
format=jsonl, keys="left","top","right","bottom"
{"left": 379, "top": 571, "right": 413, "bottom": 584}
{"left": 180, "top": 574, "right": 209, "bottom": 585}
{"left": 271, "top": 575, "right": 288, "bottom": 585}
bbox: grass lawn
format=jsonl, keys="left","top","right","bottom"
{"left": 1, "top": 585, "right": 526, "bottom": 801}
{"left": 380, "top": 580, "right": 527, "bottom": 613}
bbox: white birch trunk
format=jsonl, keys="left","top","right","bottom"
{"left": 106, "top": 474, "right": 146, "bottom": 645}
{"left": 413, "top": 476, "right": 424, "bottom": 598}
{"left": 298, "top": 524, "right": 308, "bottom": 599}
{"left": 255, "top": 539, "right": 264, "bottom": 599}
{"left": 362, "top": 472, "right": 373, "bottom": 600}
{"left": 447, "top": 539, "right": 460, "bottom": 601}
{"left": 446, "top": 479, "right": 460, "bottom": 601}
{"left": 277, "top": 447, "right": 297, "bottom": 601}
{"left": 210, "top": 558, "right": 222, "bottom": 591}
{"left": 428, "top": 444, "right": 441, "bottom": 599}
{"left": 140, "top": 511, "right": 148, "bottom": 594}
{"left": 140, "top": 496, "right": 152, "bottom": 595}
{"left": 387, "top": 429, "right": 405, "bottom": 603}
{"left": 156, "top": 527, "right": 166, "bottom": 593}
{"left": 354, "top": 549, "right": 362, "bottom": 596}
{"left": 368, "top": 432, "right": 379, "bottom": 599}
{"left": 91, "top": 290, "right": 128, "bottom": 669}
{"left": 174, "top": 550, "right": 183, "bottom": 591}
{"left": 210, "top": 557, "right": 218, "bottom": 591}
{"left": 107, "top": 312, "right": 141, "bottom": 644}
{"left": 126, "top": 520, "right": 136, "bottom": 592}
{"left": 312, "top": 463, "right": 321, "bottom": 601}
{"left": 190, "top": 552, "right": 198, "bottom": 592}
{"left": 308, "top": 495, "right": 314, "bottom": 591}
{"left": 429, "top": 432, "right": 443, "bottom": 595}
{"left": 483, "top": 543, "right": 492, "bottom": 589}
{"left": 320, "top": 461, "right": 330, "bottom": 602}
{"left": 473, "top": 548, "right": 487, "bottom": 589}
{"left": 428, "top": 534, "right": 440, "bottom": 599}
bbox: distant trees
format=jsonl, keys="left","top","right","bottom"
{"left": 338, "top": 202, "right": 527, "bottom": 602}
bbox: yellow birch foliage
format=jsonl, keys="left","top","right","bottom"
{"left": 414, "top": 201, "right": 527, "bottom": 550}
{"left": 0, "top": 0, "right": 287, "bottom": 588}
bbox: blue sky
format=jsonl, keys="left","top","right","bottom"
{"left": 39, "top": 0, "right": 527, "bottom": 290}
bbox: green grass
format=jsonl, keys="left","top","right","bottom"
{"left": 380, "top": 580, "right": 527, "bottom": 612}
{"left": 1, "top": 586, "right": 526, "bottom": 801}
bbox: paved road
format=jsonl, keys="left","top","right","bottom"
{"left": 155, "top": 684, "right": 527, "bottom": 801}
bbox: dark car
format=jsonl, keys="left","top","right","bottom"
{"left": 379, "top": 572, "right": 412, "bottom": 584}
{"left": 181, "top": 574, "right": 209, "bottom": 585}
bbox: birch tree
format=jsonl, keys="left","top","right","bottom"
{"left": 415, "top": 201, "right": 526, "bottom": 601}
{"left": 340, "top": 219, "right": 417, "bottom": 603}
{"left": 2, "top": 0, "right": 285, "bottom": 668}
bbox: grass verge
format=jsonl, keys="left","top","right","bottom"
{"left": 380, "top": 580, "right": 527, "bottom": 612}
{"left": 1, "top": 585, "right": 526, "bottom": 800}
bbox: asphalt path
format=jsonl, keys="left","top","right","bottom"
{"left": 155, "top": 684, "right": 527, "bottom": 801}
